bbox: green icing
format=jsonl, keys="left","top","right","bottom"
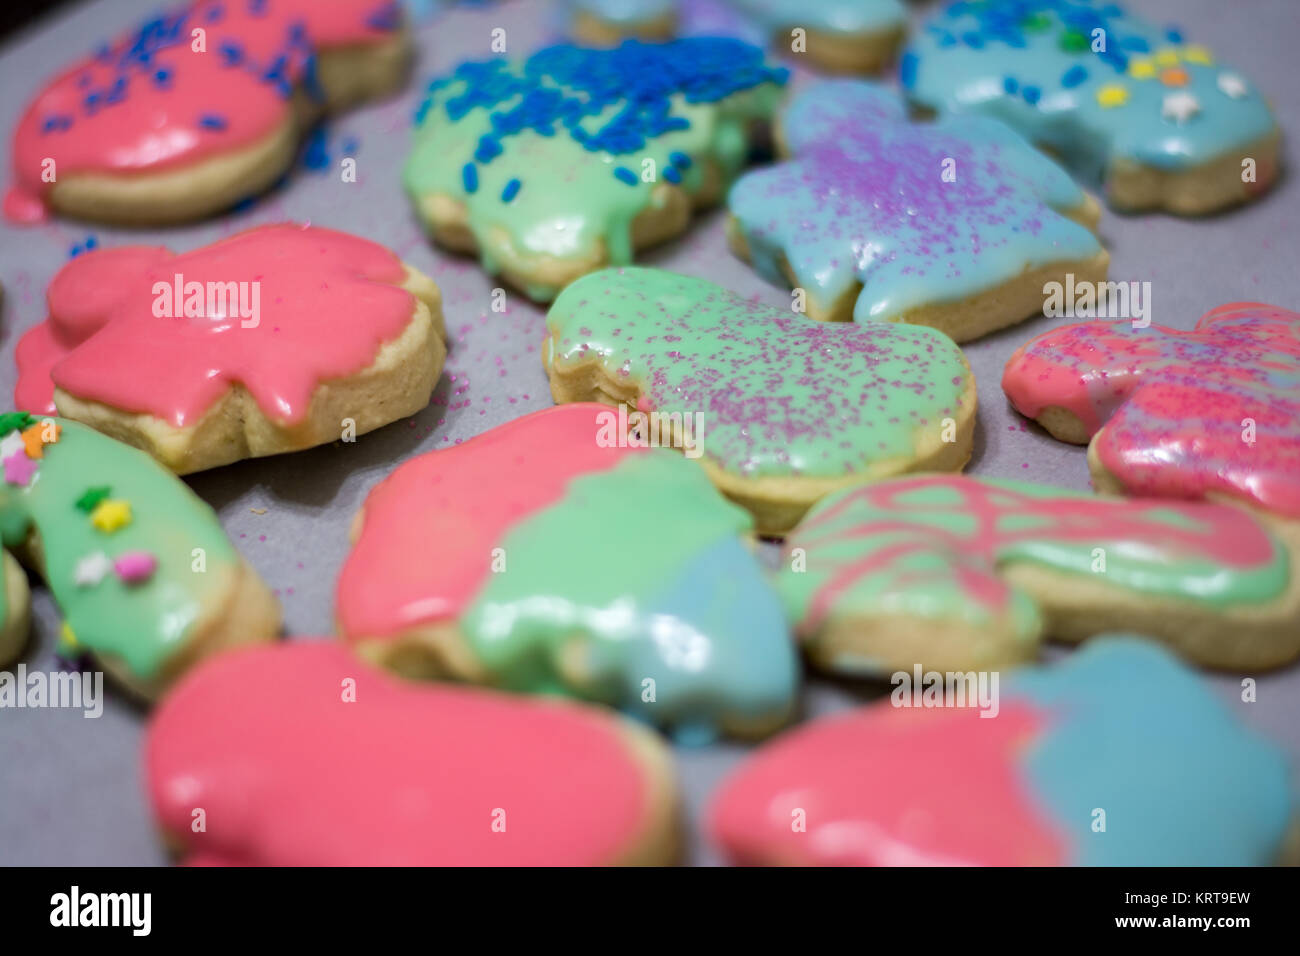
{"left": 404, "top": 51, "right": 784, "bottom": 301}
{"left": 546, "top": 267, "right": 971, "bottom": 479}
{"left": 779, "top": 475, "right": 1291, "bottom": 643}
{"left": 0, "top": 418, "right": 241, "bottom": 678}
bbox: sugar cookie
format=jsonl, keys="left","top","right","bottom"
{"left": 568, "top": 0, "right": 677, "bottom": 45}
{"left": 336, "top": 404, "right": 799, "bottom": 743}
{"left": 4, "top": 0, "right": 411, "bottom": 225}
{"left": 1002, "top": 303, "right": 1300, "bottom": 521}
{"left": 779, "top": 474, "right": 1300, "bottom": 673}
{"left": 544, "top": 267, "right": 975, "bottom": 535}
{"left": 710, "top": 637, "right": 1297, "bottom": 866}
{"left": 0, "top": 414, "right": 279, "bottom": 701}
{"left": 15, "top": 223, "right": 446, "bottom": 474}
{"left": 146, "top": 642, "right": 679, "bottom": 865}
{"left": 902, "top": 0, "right": 1280, "bottom": 214}
{"left": 728, "top": 80, "right": 1107, "bottom": 341}
{"left": 404, "top": 38, "right": 787, "bottom": 301}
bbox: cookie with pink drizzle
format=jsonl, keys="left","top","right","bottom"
{"left": 728, "top": 80, "right": 1108, "bottom": 341}
{"left": 709, "top": 637, "right": 1297, "bottom": 866}
{"left": 780, "top": 474, "right": 1300, "bottom": 673}
{"left": 5, "top": 0, "right": 410, "bottom": 225}
{"left": 544, "top": 267, "right": 976, "bottom": 536}
{"left": 14, "top": 223, "right": 445, "bottom": 473}
{"left": 146, "top": 642, "right": 679, "bottom": 865}
{"left": 1001, "top": 303, "right": 1300, "bottom": 522}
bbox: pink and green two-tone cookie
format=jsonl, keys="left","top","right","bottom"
{"left": 710, "top": 637, "right": 1298, "bottom": 866}
{"left": 336, "top": 404, "right": 799, "bottom": 743}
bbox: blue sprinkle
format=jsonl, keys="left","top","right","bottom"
{"left": 1166, "top": 26, "right": 1184, "bottom": 44}
{"left": 462, "top": 163, "right": 478, "bottom": 193}
{"left": 501, "top": 178, "right": 521, "bottom": 202}
{"left": 302, "top": 127, "right": 330, "bottom": 170}
{"left": 1121, "top": 35, "right": 1150, "bottom": 52}
{"left": 669, "top": 151, "right": 691, "bottom": 169}
{"left": 1003, "top": 76, "right": 1018, "bottom": 95}
{"left": 663, "top": 166, "right": 681, "bottom": 184}
{"left": 613, "top": 166, "right": 638, "bottom": 186}
{"left": 961, "top": 31, "right": 984, "bottom": 49}
{"left": 1022, "top": 86, "right": 1041, "bottom": 105}
{"left": 153, "top": 67, "right": 172, "bottom": 87}
{"left": 900, "top": 51, "right": 918, "bottom": 89}
{"left": 1062, "top": 65, "right": 1088, "bottom": 88}
{"left": 219, "top": 41, "right": 244, "bottom": 65}
{"left": 249, "top": 0, "right": 268, "bottom": 15}
{"left": 198, "top": 113, "right": 228, "bottom": 131}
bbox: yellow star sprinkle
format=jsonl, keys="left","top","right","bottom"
{"left": 60, "top": 622, "right": 79, "bottom": 649}
{"left": 1154, "top": 47, "right": 1180, "bottom": 67}
{"left": 1096, "top": 84, "right": 1130, "bottom": 108}
{"left": 1128, "top": 59, "right": 1156, "bottom": 79}
{"left": 1182, "top": 45, "right": 1213, "bottom": 66}
{"left": 90, "top": 499, "right": 132, "bottom": 533}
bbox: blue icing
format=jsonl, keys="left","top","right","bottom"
{"left": 904, "top": 0, "right": 1276, "bottom": 177}
{"left": 570, "top": 0, "right": 677, "bottom": 25}
{"left": 1012, "top": 637, "right": 1293, "bottom": 866}
{"left": 728, "top": 81, "right": 1101, "bottom": 324}
{"left": 572, "top": 0, "right": 906, "bottom": 35}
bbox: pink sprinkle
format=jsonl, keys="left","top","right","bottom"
{"left": 3, "top": 450, "right": 37, "bottom": 486}
{"left": 113, "top": 551, "right": 157, "bottom": 584}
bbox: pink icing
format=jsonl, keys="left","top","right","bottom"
{"left": 1002, "top": 303, "right": 1300, "bottom": 517}
{"left": 794, "top": 475, "right": 1280, "bottom": 631}
{"left": 14, "top": 223, "right": 414, "bottom": 426}
{"left": 145, "top": 642, "right": 652, "bottom": 865}
{"left": 6, "top": 0, "right": 399, "bottom": 222}
{"left": 708, "top": 701, "right": 1065, "bottom": 866}
{"left": 336, "top": 404, "right": 639, "bottom": 638}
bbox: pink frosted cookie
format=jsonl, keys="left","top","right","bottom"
{"left": 146, "top": 642, "right": 679, "bottom": 865}
{"left": 14, "top": 223, "right": 445, "bottom": 473}
{"left": 708, "top": 638, "right": 1297, "bottom": 866}
{"left": 1002, "top": 302, "right": 1300, "bottom": 521}
{"left": 5, "top": 0, "right": 410, "bottom": 225}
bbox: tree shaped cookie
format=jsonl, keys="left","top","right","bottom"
{"left": 902, "top": 0, "right": 1280, "bottom": 214}
{"left": 147, "top": 642, "right": 679, "bottom": 864}
{"left": 15, "top": 224, "right": 446, "bottom": 474}
{"left": 728, "top": 81, "right": 1107, "bottom": 341}
{"left": 0, "top": 414, "right": 279, "bottom": 701}
{"left": 336, "top": 404, "right": 799, "bottom": 743}
{"left": 710, "top": 638, "right": 1296, "bottom": 866}
{"left": 5, "top": 0, "right": 411, "bottom": 225}
{"left": 779, "top": 474, "right": 1300, "bottom": 674}
{"left": 404, "top": 38, "right": 787, "bottom": 301}
{"left": 1002, "top": 303, "right": 1300, "bottom": 522}
{"left": 544, "top": 267, "right": 975, "bottom": 535}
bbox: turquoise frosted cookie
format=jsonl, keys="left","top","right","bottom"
{"left": 336, "top": 404, "right": 799, "bottom": 744}
{"left": 567, "top": 0, "right": 677, "bottom": 44}
{"left": 404, "top": 39, "right": 787, "bottom": 301}
{"left": 728, "top": 80, "right": 1108, "bottom": 342}
{"left": 544, "top": 268, "right": 976, "bottom": 536}
{"left": 710, "top": 637, "right": 1297, "bottom": 866}
{"left": 777, "top": 474, "right": 1300, "bottom": 675}
{"left": 902, "top": 0, "right": 1280, "bottom": 214}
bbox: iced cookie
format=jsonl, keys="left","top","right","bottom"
{"left": 567, "top": 0, "right": 677, "bottom": 45}
{"left": 779, "top": 474, "right": 1300, "bottom": 674}
{"left": 709, "top": 637, "right": 1297, "bottom": 866}
{"left": 337, "top": 404, "right": 799, "bottom": 743}
{"left": 1002, "top": 303, "right": 1300, "bottom": 522}
{"left": 544, "top": 268, "right": 975, "bottom": 535}
{"left": 146, "top": 642, "right": 678, "bottom": 865}
{"left": 404, "top": 38, "right": 787, "bottom": 301}
{"left": 902, "top": 0, "right": 1280, "bottom": 214}
{"left": 0, "top": 413, "right": 279, "bottom": 700}
{"left": 5, "top": 0, "right": 411, "bottom": 225}
{"left": 14, "top": 224, "right": 446, "bottom": 474}
{"left": 728, "top": 81, "right": 1107, "bottom": 341}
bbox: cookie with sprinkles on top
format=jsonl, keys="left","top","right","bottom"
{"left": 5, "top": 0, "right": 411, "bottom": 226}
{"left": 709, "top": 637, "right": 1299, "bottom": 866}
{"left": 902, "top": 0, "right": 1280, "bottom": 214}
{"left": 728, "top": 80, "right": 1108, "bottom": 342}
{"left": 1002, "top": 302, "right": 1300, "bottom": 523}
{"left": 404, "top": 38, "right": 788, "bottom": 302}
{"left": 0, "top": 414, "right": 280, "bottom": 702}
{"left": 543, "top": 268, "right": 976, "bottom": 536}
{"left": 778, "top": 474, "right": 1300, "bottom": 676}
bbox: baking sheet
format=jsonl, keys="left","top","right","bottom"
{"left": 0, "top": 0, "right": 1298, "bottom": 866}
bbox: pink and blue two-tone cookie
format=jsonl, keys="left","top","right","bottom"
{"left": 710, "top": 637, "right": 1298, "bottom": 865}
{"left": 336, "top": 404, "right": 799, "bottom": 743}
{"left": 901, "top": 0, "right": 1280, "bottom": 214}
{"left": 727, "top": 80, "right": 1108, "bottom": 342}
